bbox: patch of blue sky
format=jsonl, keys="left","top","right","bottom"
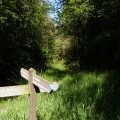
{"left": 46, "top": 0, "right": 59, "bottom": 19}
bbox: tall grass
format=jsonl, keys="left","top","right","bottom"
{"left": 0, "top": 62, "right": 120, "bottom": 120}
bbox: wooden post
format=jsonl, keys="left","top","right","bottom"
{"left": 28, "top": 68, "right": 37, "bottom": 120}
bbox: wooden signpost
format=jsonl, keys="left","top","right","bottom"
{"left": 0, "top": 67, "right": 59, "bottom": 120}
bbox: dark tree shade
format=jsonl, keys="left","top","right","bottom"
{"left": 0, "top": 0, "right": 51, "bottom": 85}
{"left": 59, "top": 0, "right": 120, "bottom": 70}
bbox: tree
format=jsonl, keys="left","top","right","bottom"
{"left": 0, "top": 0, "right": 51, "bottom": 85}
{"left": 59, "top": 0, "right": 94, "bottom": 68}
{"left": 58, "top": 0, "right": 120, "bottom": 69}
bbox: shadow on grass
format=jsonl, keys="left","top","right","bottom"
{"left": 48, "top": 65, "right": 120, "bottom": 119}
{"left": 63, "top": 70, "right": 120, "bottom": 120}
{"left": 44, "top": 65, "right": 73, "bottom": 81}
{"left": 43, "top": 62, "right": 120, "bottom": 120}
{"left": 95, "top": 71, "right": 120, "bottom": 120}
{"left": 43, "top": 64, "right": 101, "bottom": 119}
{"left": 61, "top": 83, "right": 100, "bottom": 120}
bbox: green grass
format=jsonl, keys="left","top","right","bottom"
{"left": 0, "top": 61, "right": 120, "bottom": 120}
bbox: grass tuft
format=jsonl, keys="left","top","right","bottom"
{"left": 0, "top": 62, "right": 120, "bottom": 120}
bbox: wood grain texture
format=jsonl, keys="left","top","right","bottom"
{"left": 0, "top": 85, "right": 29, "bottom": 97}
{"left": 21, "top": 68, "right": 51, "bottom": 93}
{"left": 29, "top": 68, "right": 37, "bottom": 120}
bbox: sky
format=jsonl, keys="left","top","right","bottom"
{"left": 47, "top": 0, "right": 59, "bottom": 19}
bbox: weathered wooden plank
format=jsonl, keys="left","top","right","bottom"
{"left": 21, "top": 68, "right": 51, "bottom": 93}
{"left": 21, "top": 68, "right": 59, "bottom": 93}
{"left": 33, "top": 75, "right": 51, "bottom": 93}
{"left": 50, "top": 82, "right": 59, "bottom": 91}
{"left": 21, "top": 68, "right": 29, "bottom": 80}
{"left": 28, "top": 68, "right": 37, "bottom": 120}
{"left": 0, "top": 85, "right": 29, "bottom": 97}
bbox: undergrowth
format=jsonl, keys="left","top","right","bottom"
{"left": 0, "top": 61, "right": 120, "bottom": 120}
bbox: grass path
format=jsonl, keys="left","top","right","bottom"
{"left": 0, "top": 61, "right": 120, "bottom": 120}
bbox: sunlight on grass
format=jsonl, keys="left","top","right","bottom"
{"left": 0, "top": 96, "right": 28, "bottom": 120}
{"left": 0, "top": 62, "right": 120, "bottom": 120}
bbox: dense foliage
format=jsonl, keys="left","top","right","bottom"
{"left": 0, "top": 0, "right": 54, "bottom": 85}
{"left": 59, "top": 0, "right": 120, "bottom": 70}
